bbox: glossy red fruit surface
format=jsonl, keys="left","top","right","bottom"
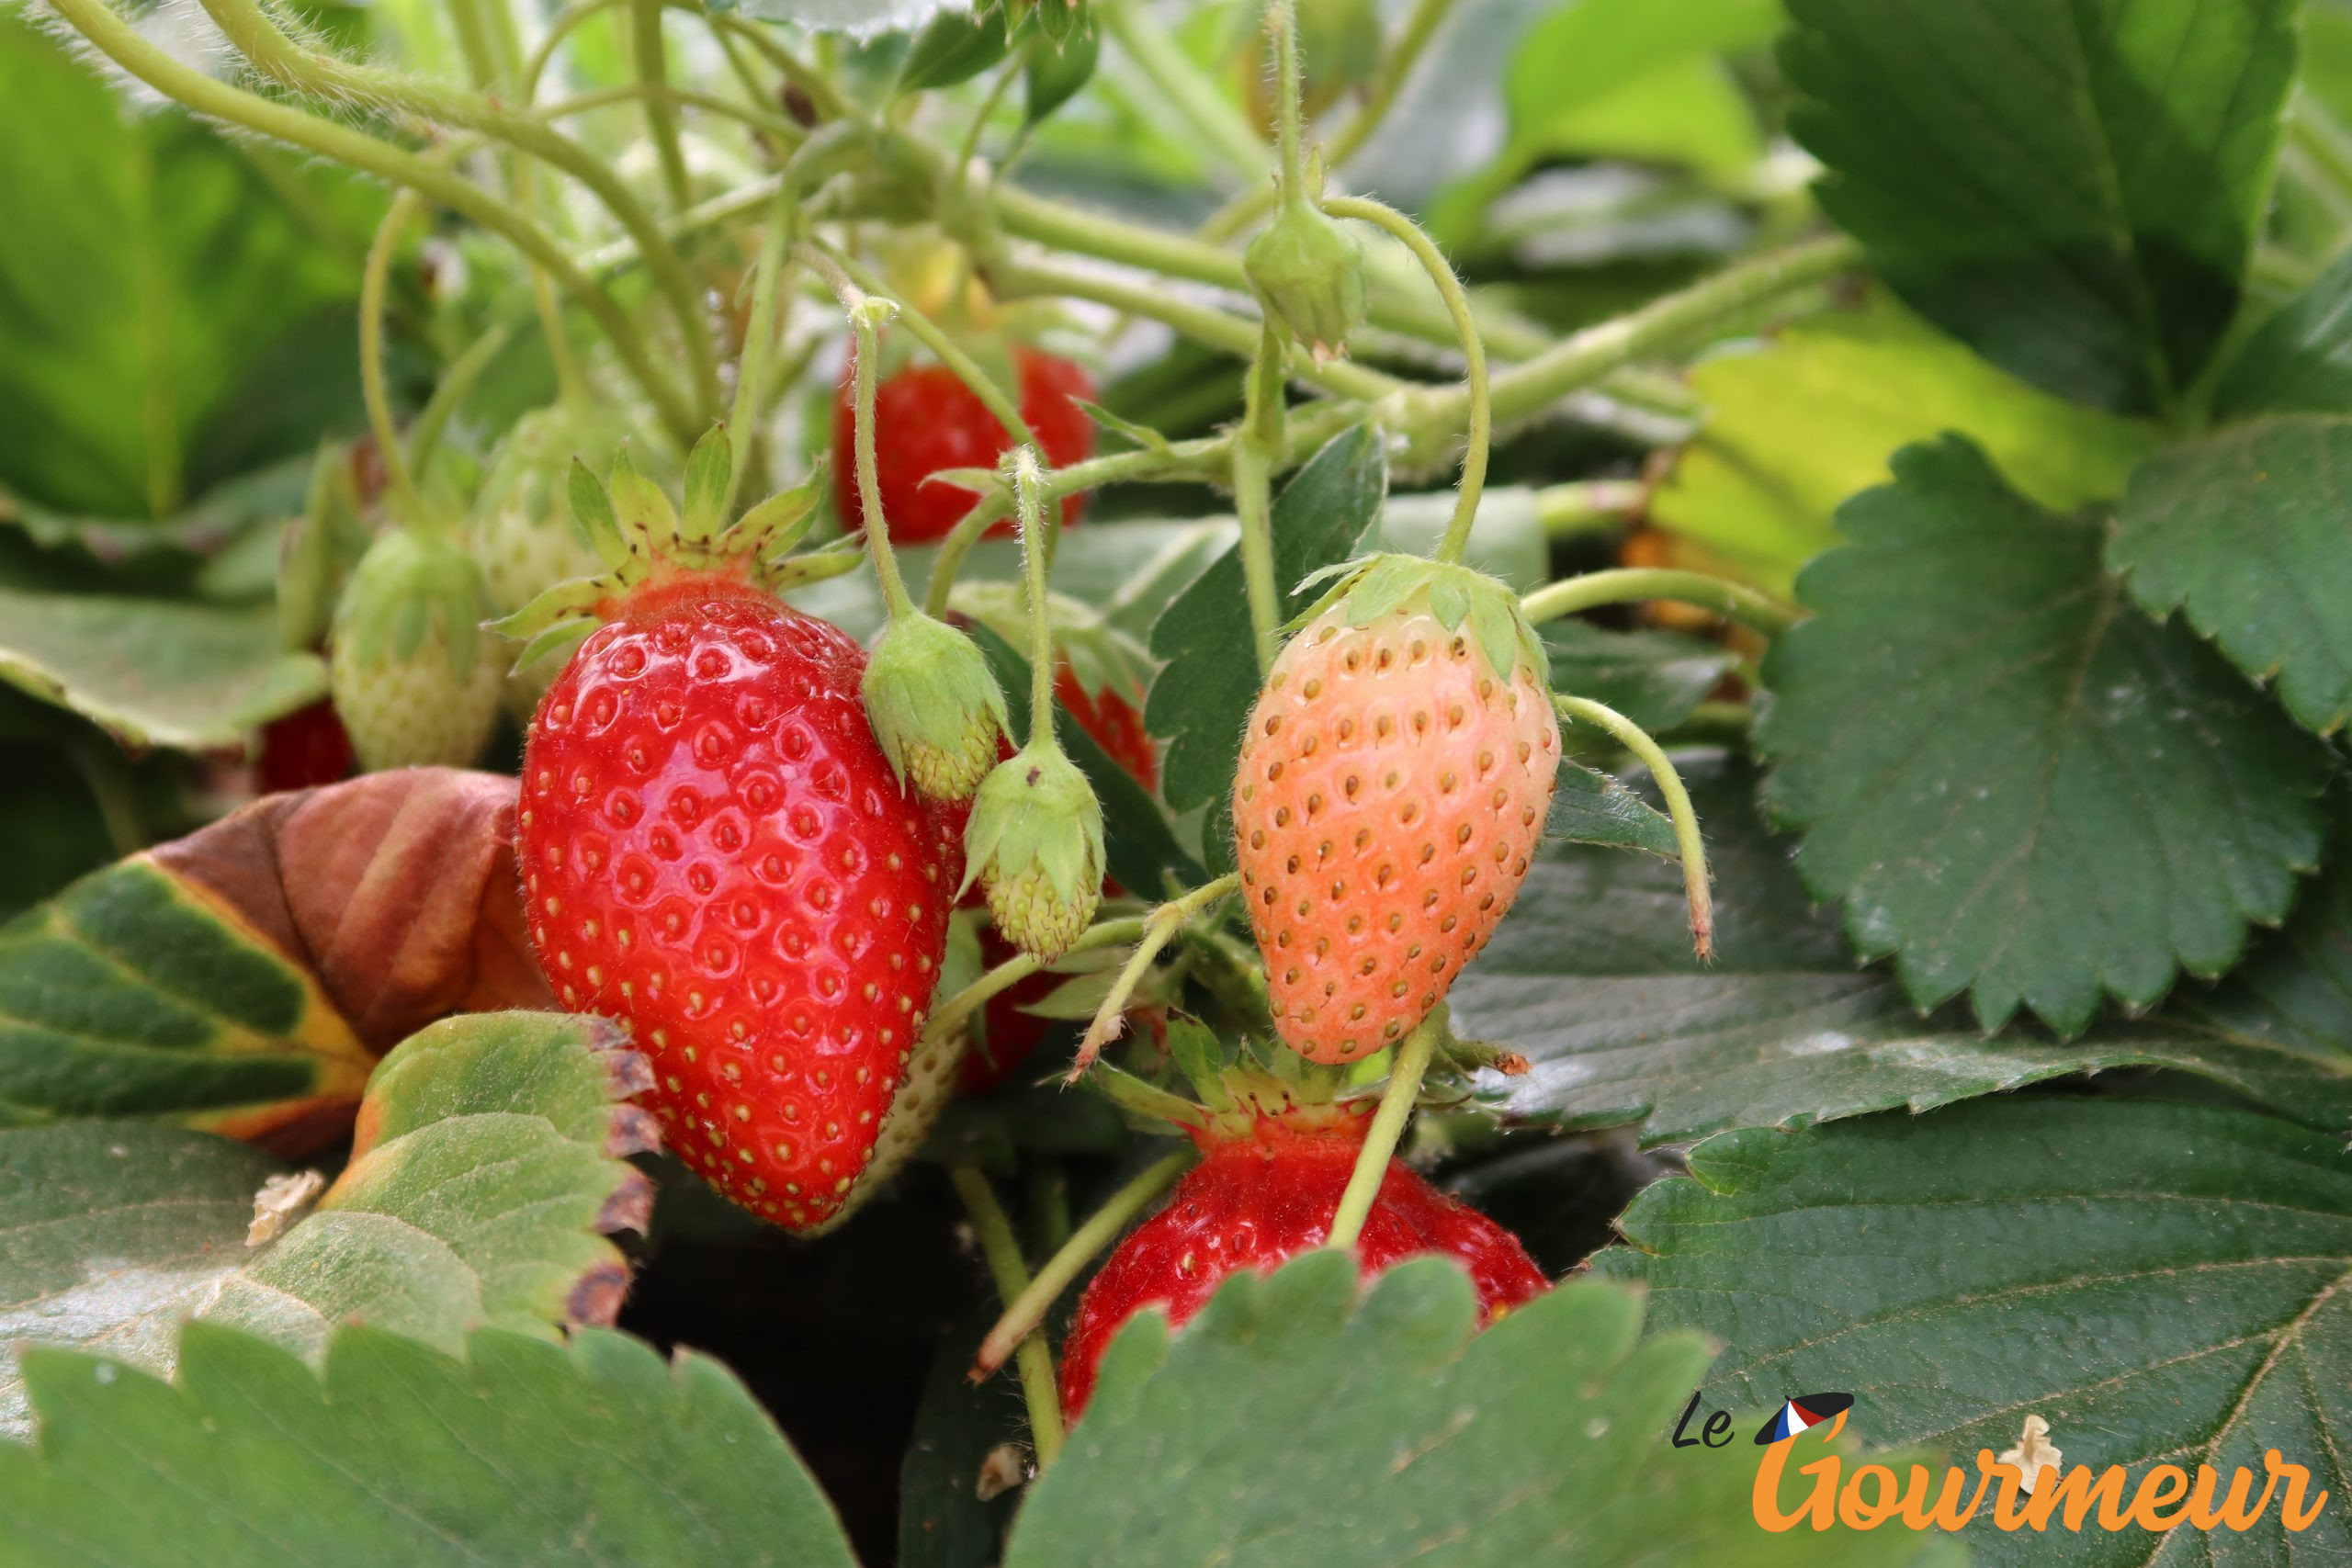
{"left": 1058, "top": 1115, "right": 1547, "bottom": 1416}
{"left": 518, "top": 582, "right": 960, "bottom": 1232}
{"left": 832, "top": 347, "right": 1096, "bottom": 543}
{"left": 1056, "top": 664, "right": 1158, "bottom": 794}
{"left": 255, "top": 700, "right": 355, "bottom": 794}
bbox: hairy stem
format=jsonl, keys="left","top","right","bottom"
{"left": 1321, "top": 195, "right": 1487, "bottom": 561}
{"left": 1536, "top": 479, "right": 1645, "bottom": 537}
{"left": 1071, "top": 874, "right": 1241, "bottom": 1077}
{"left": 972, "top": 1150, "right": 1195, "bottom": 1382}
{"left": 1199, "top": 0, "right": 1463, "bottom": 241}
{"left": 358, "top": 190, "right": 426, "bottom": 521}
{"left": 1269, "top": 0, "right": 1304, "bottom": 196}
{"left": 1521, "top": 568, "right": 1800, "bottom": 637}
{"left": 1325, "top": 1014, "right": 1439, "bottom": 1252}
{"left": 538, "top": 82, "right": 803, "bottom": 144}
{"left": 1008, "top": 446, "right": 1061, "bottom": 728}
{"left": 629, "top": 0, "right": 693, "bottom": 211}
{"left": 1554, "top": 694, "right": 1715, "bottom": 961}
{"left": 926, "top": 916, "right": 1149, "bottom": 1046}
{"left": 825, "top": 272, "right": 921, "bottom": 623}
{"left": 949, "top": 1167, "right": 1067, "bottom": 1470}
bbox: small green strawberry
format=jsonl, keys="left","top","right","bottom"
{"left": 963, "top": 742, "right": 1105, "bottom": 961}
{"left": 329, "top": 528, "right": 506, "bottom": 773}
{"left": 862, "top": 610, "right": 1009, "bottom": 803}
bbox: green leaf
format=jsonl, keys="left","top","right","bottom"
{"left": 1597, "top": 1096, "right": 2352, "bottom": 1563}
{"left": 1451, "top": 755, "right": 2352, "bottom": 1144}
{"left": 899, "top": 4, "right": 1014, "bottom": 90}
{"left": 0, "top": 13, "right": 379, "bottom": 520}
{"left": 1758, "top": 434, "right": 2333, "bottom": 1034}
{"left": 1781, "top": 0, "right": 2298, "bottom": 414}
{"left": 2113, "top": 414, "right": 2352, "bottom": 735}
{"left": 734, "top": 0, "right": 962, "bottom": 32}
{"left": 1146, "top": 423, "right": 1387, "bottom": 814}
{"left": 0, "top": 1011, "right": 650, "bottom": 1436}
{"left": 1005, "top": 1255, "right": 1937, "bottom": 1568}
{"left": 967, "top": 619, "right": 1204, "bottom": 895}
{"left": 2212, "top": 246, "right": 2352, "bottom": 419}
{"left": 899, "top": 1303, "right": 1028, "bottom": 1568}
{"left": 1544, "top": 620, "right": 1736, "bottom": 733}
{"left": 1650, "top": 297, "right": 2157, "bottom": 594}
{"left": 1024, "top": 26, "right": 1100, "bottom": 127}
{"left": 0, "top": 588, "right": 325, "bottom": 750}
{"left": 0, "top": 1323, "right": 858, "bottom": 1567}
{"left": 1549, "top": 761, "right": 1678, "bottom": 856}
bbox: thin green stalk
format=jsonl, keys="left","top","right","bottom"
{"left": 1269, "top": 0, "right": 1304, "bottom": 195}
{"left": 811, "top": 240, "right": 1036, "bottom": 447}
{"left": 1198, "top": 0, "right": 1463, "bottom": 242}
{"left": 521, "top": 0, "right": 632, "bottom": 101}
{"left": 630, "top": 0, "right": 693, "bottom": 211}
{"left": 973, "top": 1150, "right": 1194, "bottom": 1380}
{"left": 835, "top": 281, "right": 921, "bottom": 621}
{"left": 1326, "top": 1015, "right": 1439, "bottom": 1252}
{"left": 1475, "top": 233, "right": 1859, "bottom": 430}
{"left": 408, "top": 320, "right": 514, "bottom": 476}
{"left": 1234, "top": 319, "right": 1288, "bottom": 673}
{"left": 926, "top": 916, "right": 1148, "bottom": 1046}
{"left": 1321, "top": 195, "right": 1487, "bottom": 562}
{"left": 1007, "top": 446, "right": 1061, "bottom": 728}
{"left": 193, "top": 0, "right": 719, "bottom": 420}
{"left": 359, "top": 190, "right": 425, "bottom": 521}
{"left": 43, "top": 0, "right": 700, "bottom": 442}
{"left": 538, "top": 82, "right": 802, "bottom": 143}
{"left": 949, "top": 1167, "right": 1067, "bottom": 1470}
{"left": 1521, "top": 568, "right": 1799, "bottom": 637}
{"left": 988, "top": 255, "right": 1404, "bottom": 403}
{"left": 1536, "top": 479, "right": 1645, "bottom": 538}
{"left": 1554, "top": 694, "right": 1714, "bottom": 960}
{"left": 722, "top": 190, "right": 797, "bottom": 516}
{"left": 1097, "top": 0, "right": 1266, "bottom": 180}
{"left": 1071, "top": 874, "right": 1241, "bottom": 1077}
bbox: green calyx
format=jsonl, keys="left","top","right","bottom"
{"left": 1292, "top": 552, "right": 1550, "bottom": 688}
{"left": 1081, "top": 1011, "right": 1368, "bottom": 1140}
{"left": 331, "top": 526, "right": 499, "bottom": 682}
{"left": 862, "top": 610, "right": 1010, "bottom": 802}
{"left": 1244, "top": 197, "right": 1368, "bottom": 361}
{"left": 492, "top": 424, "right": 860, "bottom": 676}
{"left": 961, "top": 740, "right": 1105, "bottom": 962}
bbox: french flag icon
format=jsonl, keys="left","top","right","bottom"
{"left": 1754, "top": 1392, "right": 1855, "bottom": 1445}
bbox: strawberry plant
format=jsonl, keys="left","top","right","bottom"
{"left": 7, "top": 0, "right": 2352, "bottom": 1561}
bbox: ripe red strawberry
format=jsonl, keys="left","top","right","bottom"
{"left": 514, "top": 437, "right": 962, "bottom": 1233}
{"left": 1233, "top": 560, "right": 1560, "bottom": 1064}
{"left": 1059, "top": 1101, "right": 1546, "bottom": 1417}
{"left": 831, "top": 346, "right": 1096, "bottom": 543}
{"left": 254, "top": 700, "right": 354, "bottom": 794}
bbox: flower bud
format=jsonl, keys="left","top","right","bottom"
{"left": 961, "top": 743, "right": 1105, "bottom": 962}
{"left": 1244, "top": 200, "right": 1367, "bottom": 360}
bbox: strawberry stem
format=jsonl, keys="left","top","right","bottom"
{"left": 1235, "top": 326, "right": 1286, "bottom": 673}
{"left": 1521, "top": 568, "right": 1801, "bottom": 638}
{"left": 629, "top": 0, "right": 692, "bottom": 213}
{"left": 925, "top": 915, "right": 1150, "bottom": 1047}
{"left": 1325, "top": 1013, "right": 1440, "bottom": 1253}
{"left": 1554, "top": 694, "right": 1716, "bottom": 962}
{"left": 971, "top": 1149, "right": 1195, "bottom": 1386}
{"left": 948, "top": 1166, "right": 1068, "bottom": 1471}
{"left": 723, "top": 188, "right": 798, "bottom": 516}
{"left": 805, "top": 251, "right": 922, "bottom": 624}
{"left": 1268, "top": 0, "right": 1306, "bottom": 206}
{"left": 1321, "top": 195, "right": 1489, "bottom": 566}
{"left": 359, "top": 188, "right": 428, "bottom": 527}
{"left": 1006, "top": 446, "right": 1064, "bottom": 731}
{"left": 1071, "top": 873, "right": 1242, "bottom": 1079}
